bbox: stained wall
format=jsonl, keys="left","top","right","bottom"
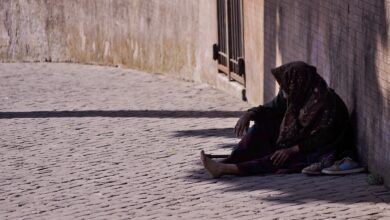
{"left": 261, "top": 0, "right": 390, "bottom": 184}
{"left": 0, "top": 0, "right": 217, "bottom": 83}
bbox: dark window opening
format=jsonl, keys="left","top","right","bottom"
{"left": 214, "top": 0, "right": 245, "bottom": 86}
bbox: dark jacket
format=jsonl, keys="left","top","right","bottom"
{"left": 248, "top": 89, "right": 353, "bottom": 159}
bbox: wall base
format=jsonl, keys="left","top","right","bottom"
{"left": 215, "top": 73, "right": 246, "bottom": 102}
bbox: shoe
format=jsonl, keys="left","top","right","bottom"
{"left": 321, "top": 157, "right": 365, "bottom": 175}
{"left": 302, "top": 153, "right": 335, "bottom": 175}
{"left": 302, "top": 162, "right": 323, "bottom": 175}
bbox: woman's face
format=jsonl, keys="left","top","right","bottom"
{"left": 282, "top": 90, "right": 288, "bottom": 99}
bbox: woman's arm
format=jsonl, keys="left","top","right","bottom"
{"left": 235, "top": 90, "right": 287, "bottom": 137}
{"left": 247, "top": 89, "right": 287, "bottom": 121}
{"left": 271, "top": 145, "right": 300, "bottom": 166}
{"left": 234, "top": 111, "right": 255, "bottom": 137}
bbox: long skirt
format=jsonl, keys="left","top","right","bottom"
{"left": 223, "top": 112, "right": 309, "bottom": 175}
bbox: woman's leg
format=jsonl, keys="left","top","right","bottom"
{"left": 201, "top": 151, "right": 241, "bottom": 178}
{"left": 223, "top": 124, "right": 280, "bottom": 164}
{"left": 222, "top": 124, "right": 262, "bottom": 164}
{"left": 223, "top": 111, "right": 285, "bottom": 164}
{"left": 236, "top": 152, "right": 308, "bottom": 175}
{"left": 201, "top": 150, "right": 308, "bottom": 178}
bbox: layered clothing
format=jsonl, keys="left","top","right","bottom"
{"left": 224, "top": 61, "right": 354, "bottom": 174}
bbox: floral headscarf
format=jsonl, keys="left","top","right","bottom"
{"left": 271, "top": 61, "right": 336, "bottom": 148}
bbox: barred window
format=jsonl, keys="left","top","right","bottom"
{"left": 214, "top": 0, "right": 245, "bottom": 86}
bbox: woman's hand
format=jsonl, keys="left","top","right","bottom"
{"left": 270, "top": 145, "right": 300, "bottom": 167}
{"left": 234, "top": 111, "right": 254, "bottom": 137}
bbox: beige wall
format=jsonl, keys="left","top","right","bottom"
{"left": 261, "top": 0, "right": 390, "bottom": 185}
{"left": 243, "top": 0, "right": 264, "bottom": 105}
{"left": 0, "top": 0, "right": 217, "bottom": 84}
{"left": 195, "top": 0, "right": 218, "bottom": 85}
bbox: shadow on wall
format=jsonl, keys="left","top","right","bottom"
{"left": 262, "top": 1, "right": 277, "bottom": 102}
{"left": 263, "top": 0, "right": 389, "bottom": 174}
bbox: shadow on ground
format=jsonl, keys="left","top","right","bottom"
{"left": 173, "top": 128, "right": 236, "bottom": 139}
{"left": 184, "top": 168, "right": 390, "bottom": 204}
{"left": 0, "top": 110, "right": 242, "bottom": 119}
{"left": 173, "top": 127, "right": 239, "bottom": 149}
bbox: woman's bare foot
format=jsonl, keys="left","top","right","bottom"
{"left": 201, "top": 150, "right": 223, "bottom": 178}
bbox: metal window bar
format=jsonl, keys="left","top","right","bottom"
{"left": 215, "top": 0, "right": 245, "bottom": 85}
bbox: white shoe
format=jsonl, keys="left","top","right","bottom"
{"left": 322, "top": 157, "right": 365, "bottom": 175}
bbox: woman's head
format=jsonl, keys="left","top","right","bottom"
{"left": 271, "top": 61, "right": 317, "bottom": 96}
{"left": 271, "top": 62, "right": 335, "bottom": 148}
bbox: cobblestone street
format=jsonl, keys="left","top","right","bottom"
{"left": 1, "top": 63, "right": 390, "bottom": 219}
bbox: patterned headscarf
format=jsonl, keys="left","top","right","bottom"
{"left": 271, "top": 61, "right": 336, "bottom": 148}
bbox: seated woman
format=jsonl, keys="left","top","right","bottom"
{"left": 201, "top": 61, "right": 362, "bottom": 178}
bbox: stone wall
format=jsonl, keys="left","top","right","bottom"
{"left": 242, "top": 0, "right": 265, "bottom": 105}
{"left": 0, "top": 0, "right": 217, "bottom": 82}
{"left": 261, "top": 0, "right": 390, "bottom": 184}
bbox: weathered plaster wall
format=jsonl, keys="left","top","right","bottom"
{"left": 261, "top": 0, "right": 390, "bottom": 185}
{"left": 243, "top": 0, "right": 264, "bottom": 105}
{"left": 194, "top": 0, "right": 218, "bottom": 85}
{"left": 0, "top": 0, "right": 218, "bottom": 83}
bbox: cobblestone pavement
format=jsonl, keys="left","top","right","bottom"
{"left": 1, "top": 63, "right": 390, "bottom": 220}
